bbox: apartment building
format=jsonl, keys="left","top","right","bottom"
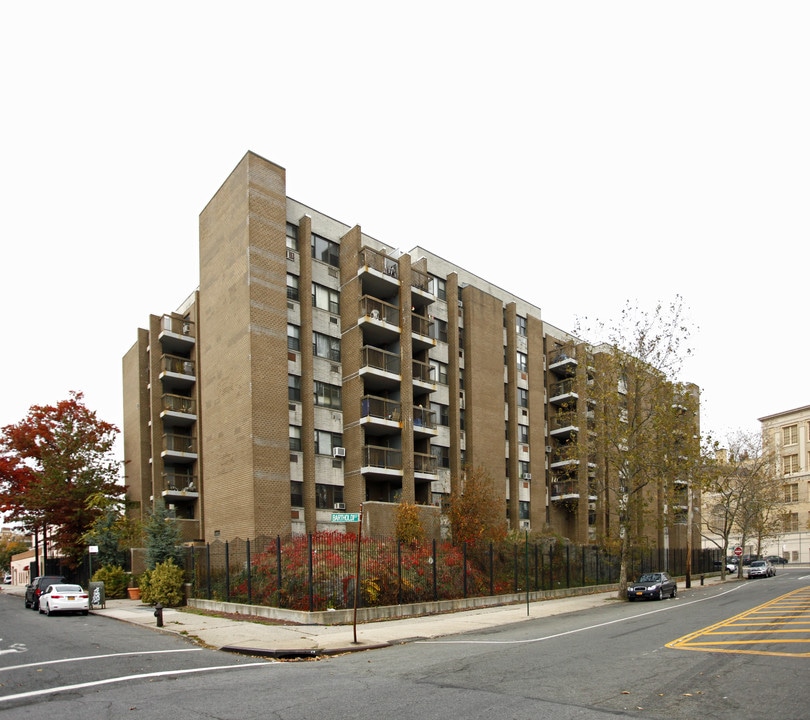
{"left": 759, "top": 405, "right": 810, "bottom": 562}
{"left": 122, "top": 151, "right": 699, "bottom": 550}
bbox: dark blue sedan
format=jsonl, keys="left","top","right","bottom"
{"left": 627, "top": 572, "right": 677, "bottom": 601}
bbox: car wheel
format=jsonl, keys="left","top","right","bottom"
{"left": 24, "top": 599, "right": 30, "bottom": 609}
{"left": 670, "top": 586, "right": 677, "bottom": 598}
{"left": 628, "top": 596, "right": 635, "bottom": 602}
{"left": 657, "top": 589, "right": 663, "bottom": 600}
{"left": 82, "top": 610, "right": 89, "bottom": 616}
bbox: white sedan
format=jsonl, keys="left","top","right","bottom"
{"left": 38, "top": 584, "right": 90, "bottom": 616}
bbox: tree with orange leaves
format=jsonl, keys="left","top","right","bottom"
{"left": 0, "top": 392, "right": 123, "bottom": 569}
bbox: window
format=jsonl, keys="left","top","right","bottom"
{"left": 288, "top": 375, "right": 301, "bottom": 402}
{"left": 517, "top": 351, "right": 528, "bottom": 373}
{"left": 287, "top": 324, "right": 300, "bottom": 351}
{"left": 431, "top": 445, "right": 450, "bottom": 469}
{"left": 784, "top": 483, "right": 799, "bottom": 503}
{"left": 784, "top": 512, "right": 799, "bottom": 532}
{"left": 289, "top": 426, "right": 302, "bottom": 452}
{"left": 431, "top": 402, "right": 449, "bottom": 426}
{"left": 291, "top": 481, "right": 303, "bottom": 507}
{"left": 316, "top": 483, "right": 344, "bottom": 509}
{"left": 784, "top": 454, "right": 800, "bottom": 475}
{"left": 519, "top": 460, "right": 530, "bottom": 477}
{"left": 431, "top": 318, "right": 448, "bottom": 343}
{"left": 286, "top": 273, "right": 299, "bottom": 302}
{"left": 286, "top": 222, "right": 299, "bottom": 252}
{"left": 430, "top": 275, "right": 446, "bottom": 301}
{"left": 312, "top": 283, "right": 340, "bottom": 314}
{"left": 784, "top": 425, "right": 799, "bottom": 445}
{"left": 311, "top": 233, "right": 339, "bottom": 267}
{"left": 516, "top": 315, "right": 527, "bottom": 337}
{"left": 314, "top": 381, "right": 342, "bottom": 409}
{"left": 430, "top": 360, "right": 448, "bottom": 385}
{"left": 518, "top": 424, "right": 529, "bottom": 444}
{"left": 313, "top": 332, "right": 341, "bottom": 361}
{"left": 315, "top": 430, "right": 342, "bottom": 455}
{"left": 518, "top": 388, "right": 529, "bottom": 408}
{"left": 519, "top": 501, "right": 530, "bottom": 520}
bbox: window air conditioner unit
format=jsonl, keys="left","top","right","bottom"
{"left": 334, "top": 502, "right": 346, "bottom": 510}
{"left": 522, "top": 473, "right": 532, "bottom": 481}
{"left": 286, "top": 249, "right": 296, "bottom": 261}
{"left": 545, "top": 446, "right": 552, "bottom": 453}
{"left": 333, "top": 447, "right": 346, "bottom": 457}
{"left": 520, "top": 520, "right": 530, "bottom": 529}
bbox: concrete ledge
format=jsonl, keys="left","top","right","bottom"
{"left": 188, "top": 583, "right": 620, "bottom": 626}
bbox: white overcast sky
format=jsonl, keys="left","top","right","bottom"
{"left": 1, "top": 1, "right": 808, "bottom": 458}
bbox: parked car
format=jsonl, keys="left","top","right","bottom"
{"left": 765, "top": 555, "right": 788, "bottom": 565}
{"left": 3, "top": 574, "right": 11, "bottom": 584}
{"left": 747, "top": 560, "right": 775, "bottom": 579}
{"left": 38, "top": 584, "right": 89, "bottom": 616}
{"left": 24, "top": 575, "right": 65, "bottom": 610}
{"left": 627, "top": 572, "right": 677, "bottom": 601}
{"left": 713, "top": 560, "right": 737, "bottom": 573}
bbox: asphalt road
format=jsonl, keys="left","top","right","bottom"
{"left": 2, "top": 568, "right": 810, "bottom": 719}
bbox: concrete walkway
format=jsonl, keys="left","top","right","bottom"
{"left": 1, "top": 577, "right": 726, "bottom": 659}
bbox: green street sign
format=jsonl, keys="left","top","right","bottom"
{"left": 331, "top": 512, "right": 360, "bottom": 523}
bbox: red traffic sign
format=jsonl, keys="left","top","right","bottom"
{"left": 733, "top": 546, "right": 743, "bottom": 556}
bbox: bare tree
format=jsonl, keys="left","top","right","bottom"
{"left": 577, "top": 297, "right": 699, "bottom": 600}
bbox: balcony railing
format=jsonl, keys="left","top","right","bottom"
{"left": 411, "top": 313, "right": 431, "bottom": 337}
{"left": 361, "top": 346, "right": 401, "bottom": 375}
{"left": 163, "top": 434, "right": 197, "bottom": 455}
{"left": 551, "top": 480, "right": 579, "bottom": 498}
{"left": 161, "top": 315, "right": 195, "bottom": 338}
{"left": 550, "top": 412, "right": 579, "bottom": 431}
{"left": 414, "top": 452, "right": 438, "bottom": 474}
{"left": 162, "top": 354, "right": 195, "bottom": 376}
{"left": 413, "top": 406, "right": 436, "bottom": 430}
{"left": 550, "top": 378, "right": 577, "bottom": 399}
{"left": 363, "top": 445, "right": 403, "bottom": 471}
{"left": 359, "top": 246, "right": 399, "bottom": 278}
{"left": 412, "top": 358, "right": 433, "bottom": 383}
{"left": 411, "top": 267, "right": 430, "bottom": 293}
{"left": 361, "top": 395, "right": 401, "bottom": 421}
{"left": 161, "top": 473, "right": 198, "bottom": 494}
{"left": 162, "top": 394, "right": 196, "bottom": 415}
{"left": 360, "top": 295, "right": 399, "bottom": 325}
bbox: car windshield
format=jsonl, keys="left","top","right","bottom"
{"left": 751, "top": 561, "right": 765, "bottom": 567}
{"left": 50, "top": 584, "right": 83, "bottom": 593}
{"left": 638, "top": 574, "right": 661, "bottom": 583}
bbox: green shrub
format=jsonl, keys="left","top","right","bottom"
{"left": 91, "top": 565, "right": 129, "bottom": 599}
{"left": 139, "top": 559, "right": 185, "bottom": 607}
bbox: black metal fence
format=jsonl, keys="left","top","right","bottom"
{"left": 186, "top": 533, "right": 724, "bottom": 612}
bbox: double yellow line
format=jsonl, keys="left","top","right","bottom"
{"left": 667, "top": 586, "right": 810, "bottom": 658}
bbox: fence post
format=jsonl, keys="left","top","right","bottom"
{"left": 205, "top": 543, "right": 211, "bottom": 600}
{"left": 276, "top": 536, "right": 282, "bottom": 608}
{"left": 246, "top": 539, "right": 252, "bottom": 604}
{"left": 397, "top": 540, "right": 403, "bottom": 605}
{"left": 582, "top": 546, "right": 586, "bottom": 587}
{"left": 513, "top": 544, "right": 519, "bottom": 593}
{"left": 489, "top": 542, "right": 494, "bottom": 596}
{"left": 225, "top": 540, "right": 230, "bottom": 602}
{"left": 463, "top": 542, "right": 468, "bottom": 598}
{"left": 548, "top": 545, "right": 553, "bottom": 590}
{"left": 432, "top": 539, "right": 438, "bottom": 601}
{"left": 307, "top": 533, "right": 314, "bottom": 612}
{"left": 566, "top": 544, "right": 571, "bottom": 588}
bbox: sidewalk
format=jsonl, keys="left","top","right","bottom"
{"left": 1, "top": 577, "right": 725, "bottom": 659}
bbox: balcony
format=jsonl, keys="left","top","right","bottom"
{"left": 159, "top": 315, "right": 195, "bottom": 354}
{"left": 159, "top": 354, "right": 195, "bottom": 391}
{"left": 160, "top": 394, "right": 196, "bottom": 427}
{"left": 411, "top": 313, "right": 436, "bottom": 351}
{"left": 549, "top": 344, "right": 577, "bottom": 377}
{"left": 414, "top": 451, "right": 438, "bottom": 477}
{"left": 360, "top": 346, "right": 401, "bottom": 392}
{"left": 550, "top": 480, "right": 580, "bottom": 501}
{"left": 358, "top": 247, "right": 400, "bottom": 299}
{"left": 549, "top": 378, "right": 578, "bottom": 406}
{"left": 413, "top": 405, "right": 438, "bottom": 439}
{"left": 361, "top": 395, "right": 402, "bottom": 436}
{"left": 362, "top": 445, "right": 403, "bottom": 476}
{"left": 410, "top": 268, "right": 433, "bottom": 308}
{"left": 359, "top": 296, "right": 400, "bottom": 346}
{"left": 550, "top": 447, "right": 579, "bottom": 468}
{"left": 160, "top": 472, "right": 199, "bottom": 500}
{"left": 549, "top": 411, "right": 579, "bottom": 439}
{"left": 162, "top": 433, "right": 197, "bottom": 463}
{"left": 412, "top": 358, "right": 435, "bottom": 391}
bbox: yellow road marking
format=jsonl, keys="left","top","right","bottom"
{"left": 667, "top": 586, "right": 810, "bottom": 657}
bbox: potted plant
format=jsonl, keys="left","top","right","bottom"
{"left": 126, "top": 576, "right": 141, "bottom": 601}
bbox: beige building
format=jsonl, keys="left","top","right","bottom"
{"left": 759, "top": 405, "right": 810, "bottom": 562}
{"left": 122, "top": 151, "right": 700, "bottom": 551}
